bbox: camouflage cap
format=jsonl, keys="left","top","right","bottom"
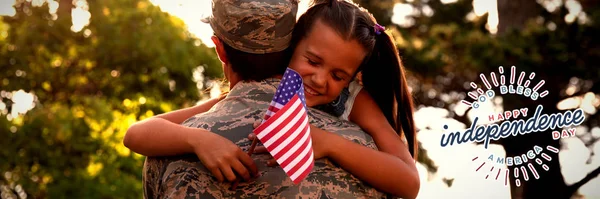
{"left": 204, "top": 0, "right": 299, "bottom": 54}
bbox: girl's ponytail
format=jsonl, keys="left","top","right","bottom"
{"left": 361, "top": 31, "right": 418, "bottom": 159}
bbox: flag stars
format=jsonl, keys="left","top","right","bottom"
{"left": 272, "top": 68, "right": 307, "bottom": 107}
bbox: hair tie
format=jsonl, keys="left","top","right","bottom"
{"left": 374, "top": 24, "right": 385, "bottom": 35}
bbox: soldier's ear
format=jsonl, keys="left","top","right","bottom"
{"left": 211, "top": 35, "right": 228, "bottom": 65}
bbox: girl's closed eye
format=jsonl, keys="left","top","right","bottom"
{"left": 306, "top": 57, "right": 319, "bottom": 66}
{"left": 332, "top": 73, "right": 345, "bottom": 81}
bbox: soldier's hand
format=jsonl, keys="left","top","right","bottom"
{"left": 248, "top": 124, "right": 331, "bottom": 167}
{"left": 190, "top": 132, "right": 258, "bottom": 182}
{"left": 245, "top": 140, "right": 279, "bottom": 167}
{"left": 248, "top": 121, "right": 280, "bottom": 167}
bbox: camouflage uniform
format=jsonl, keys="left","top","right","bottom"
{"left": 142, "top": 79, "right": 390, "bottom": 198}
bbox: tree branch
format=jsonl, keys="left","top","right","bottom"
{"left": 566, "top": 165, "right": 600, "bottom": 197}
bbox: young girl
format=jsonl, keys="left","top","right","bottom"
{"left": 288, "top": 0, "right": 417, "bottom": 159}
{"left": 251, "top": 1, "right": 420, "bottom": 197}
{"left": 125, "top": 0, "right": 419, "bottom": 197}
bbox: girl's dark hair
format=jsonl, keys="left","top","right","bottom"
{"left": 291, "top": 0, "right": 418, "bottom": 158}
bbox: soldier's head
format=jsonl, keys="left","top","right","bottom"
{"left": 205, "top": 0, "right": 299, "bottom": 86}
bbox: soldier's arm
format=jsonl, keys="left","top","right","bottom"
{"left": 154, "top": 94, "right": 225, "bottom": 124}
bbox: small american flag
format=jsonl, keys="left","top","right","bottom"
{"left": 253, "top": 68, "right": 314, "bottom": 184}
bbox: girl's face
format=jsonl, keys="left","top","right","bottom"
{"left": 288, "top": 20, "right": 367, "bottom": 107}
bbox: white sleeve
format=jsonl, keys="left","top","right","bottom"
{"left": 339, "top": 80, "right": 363, "bottom": 121}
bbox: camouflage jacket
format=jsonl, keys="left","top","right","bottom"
{"left": 142, "top": 78, "right": 389, "bottom": 199}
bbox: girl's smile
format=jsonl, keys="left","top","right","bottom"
{"left": 304, "top": 84, "right": 322, "bottom": 96}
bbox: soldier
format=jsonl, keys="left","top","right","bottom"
{"left": 125, "top": 0, "right": 298, "bottom": 186}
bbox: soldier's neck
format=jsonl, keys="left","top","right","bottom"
{"left": 227, "top": 73, "right": 241, "bottom": 90}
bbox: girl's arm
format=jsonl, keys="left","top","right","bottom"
{"left": 124, "top": 118, "right": 258, "bottom": 182}
{"left": 154, "top": 95, "right": 225, "bottom": 124}
{"left": 317, "top": 128, "right": 420, "bottom": 199}
{"left": 124, "top": 117, "right": 211, "bottom": 156}
{"left": 124, "top": 95, "right": 224, "bottom": 156}
{"left": 123, "top": 95, "right": 258, "bottom": 182}
{"left": 326, "top": 89, "right": 419, "bottom": 198}
{"left": 348, "top": 90, "right": 416, "bottom": 167}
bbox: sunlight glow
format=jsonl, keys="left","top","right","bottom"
{"left": 566, "top": 85, "right": 578, "bottom": 96}
{"left": 440, "top": 0, "right": 458, "bottom": 4}
{"left": 581, "top": 92, "right": 598, "bottom": 114}
{"left": 47, "top": 0, "right": 58, "bottom": 14}
{"left": 149, "top": 0, "right": 214, "bottom": 47}
{"left": 559, "top": 132, "right": 600, "bottom": 199}
{"left": 538, "top": 0, "right": 563, "bottom": 12}
{"left": 558, "top": 96, "right": 582, "bottom": 110}
{"left": 0, "top": 0, "right": 16, "bottom": 16}
{"left": 414, "top": 105, "right": 511, "bottom": 199}
{"left": 392, "top": 3, "right": 418, "bottom": 27}
{"left": 472, "top": 0, "right": 498, "bottom": 34}
{"left": 209, "top": 82, "right": 221, "bottom": 99}
{"left": 148, "top": 0, "right": 311, "bottom": 47}
{"left": 391, "top": 0, "right": 498, "bottom": 34}
{"left": 538, "top": 0, "right": 588, "bottom": 24}
{"left": 9, "top": 90, "right": 36, "bottom": 118}
{"left": 71, "top": 0, "right": 90, "bottom": 32}
{"left": 564, "top": 0, "right": 582, "bottom": 24}
{"left": 557, "top": 92, "right": 600, "bottom": 115}
{"left": 467, "top": 97, "right": 500, "bottom": 125}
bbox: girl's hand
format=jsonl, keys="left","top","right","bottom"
{"left": 248, "top": 122, "right": 332, "bottom": 167}
{"left": 306, "top": 124, "right": 332, "bottom": 159}
{"left": 188, "top": 132, "right": 258, "bottom": 182}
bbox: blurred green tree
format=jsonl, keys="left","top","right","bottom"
{"left": 0, "top": 0, "right": 221, "bottom": 198}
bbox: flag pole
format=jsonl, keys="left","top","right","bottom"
{"left": 229, "top": 138, "right": 259, "bottom": 190}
